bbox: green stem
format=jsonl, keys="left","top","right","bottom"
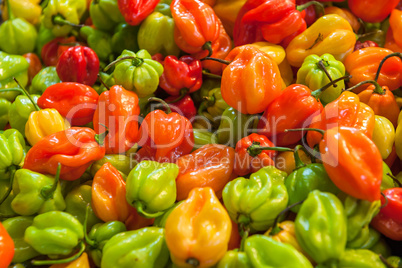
{"left": 317, "top": 60, "right": 336, "bottom": 87}
{"left": 6, "top": 0, "right": 13, "bottom": 20}
{"left": 202, "top": 41, "right": 213, "bottom": 58}
{"left": 311, "top": 75, "right": 352, "bottom": 99}
{"left": 344, "top": 80, "right": 384, "bottom": 94}
{"left": 95, "top": 123, "right": 109, "bottom": 146}
{"left": 97, "top": 74, "right": 110, "bottom": 91}
{"left": 239, "top": 226, "right": 250, "bottom": 252}
{"left": 166, "top": 88, "right": 189, "bottom": 104}
{"left": 132, "top": 57, "right": 144, "bottom": 67}
{"left": 379, "top": 254, "right": 396, "bottom": 268}
{"left": 380, "top": 192, "right": 388, "bottom": 209}
{"left": 13, "top": 78, "right": 41, "bottom": 111}
{"left": 202, "top": 70, "right": 222, "bottom": 79}
{"left": 293, "top": 145, "right": 306, "bottom": 170}
{"left": 375, "top": 52, "right": 402, "bottom": 82}
{"left": 41, "top": 0, "right": 50, "bottom": 9}
{"left": 284, "top": 128, "right": 325, "bottom": 136}
{"left": 386, "top": 173, "right": 402, "bottom": 188}
{"left": 103, "top": 56, "right": 137, "bottom": 72}
{"left": 53, "top": 15, "right": 83, "bottom": 28}
{"left": 200, "top": 57, "right": 231, "bottom": 65}
{"left": 148, "top": 97, "right": 172, "bottom": 114}
{"left": 84, "top": 204, "right": 97, "bottom": 248}
{"left": 269, "top": 200, "right": 304, "bottom": 236}
{"left": 40, "top": 164, "right": 61, "bottom": 200}
{"left": 31, "top": 242, "right": 86, "bottom": 266}
{"left": 0, "top": 167, "right": 16, "bottom": 205}
{"left": 135, "top": 202, "right": 164, "bottom": 218}
{"left": 296, "top": 1, "right": 325, "bottom": 16}
{"left": 197, "top": 95, "right": 216, "bottom": 115}
{"left": 307, "top": 33, "right": 324, "bottom": 50}
{"left": 247, "top": 141, "right": 293, "bottom": 158}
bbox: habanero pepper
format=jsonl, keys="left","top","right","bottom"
{"left": 22, "top": 53, "right": 42, "bottom": 86}
{"left": 117, "top": 0, "right": 159, "bottom": 26}
{"left": 388, "top": 9, "right": 402, "bottom": 49}
{"left": 89, "top": 0, "right": 125, "bottom": 32}
{"left": 79, "top": 26, "right": 114, "bottom": 63}
{"left": 349, "top": 0, "right": 399, "bottom": 23}
{"left": 165, "top": 94, "right": 197, "bottom": 121}
{"left": 323, "top": 6, "right": 360, "bottom": 33}
{"left": 41, "top": 36, "right": 78, "bottom": 67}
{"left": 0, "top": 51, "right": 29, "bottom": 101}
{"left": 1, "top": 0, "right": 41, "bottom": 25}
{"left": 213, "top": 0, "right": 246, "bottom": 38}
{"left": 0, "top": 222, "right": 14, "bottom": 268}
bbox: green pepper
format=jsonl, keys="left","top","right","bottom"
{"left": 372, "top": 116, "right": 395, "bottom": 160}
{"left": 381, "top": 162, "right": 395, "bottom": 191}
{"left": 369, "top": 239, "right": 391, "bottom": 258}
{"left": 358, "top": 227, "right": 381, "bottom": 250}
{"left": 318, "top": 249, "right": 386, "bottom": 268}
{"left": 24, "top": 211, "right": 84, "bottom": 256}
{"left": 65, "top": 184, "right": 102, "bottom": 230}
{"left": 155, "top": 0, "right": 172, "bottom": 17}
{"left": 2, "top": 216, "right": 40, "bottom": 263}
{"left": 90, "top": 154, "right": 133, "bottom": 179}
{"left": 193, "top": 129, "right": 216, "bottom": 151}
{"left": 11, "top": 168, "right": 65, "bottom": 216}
{"left": 191, "top": 78, "right": 221, "bottom": 105}
{"left": 198, "top": 87, "right": 230, "bottom": 128}
{"left": 29, "top": 66, "right": 61, "bottom": 95}
{"left": 0, "top": 51, "right": 29, "bottom": 101}
{"left": 222, "top": 166, "right": 288, "bottom": 232}
{"left": 8, "top": 94, "right": 40, "bottom": 136}
{"left": 153, "top": 201, "right": 183, "bottom": 228}
{"left": 87, "top": 221, "right": 127, "bottom": 267}
{"left": 112, "top": 49, "right": 164, "bottom": 98}
{"left": 0, "top": 129, "right": 26, "bottom": 180}
{"left": 387, "top": 256, "right": 402, "bottom": 268}
{"left": 295, "top": 190, "right": 347, "bottom": 264}
{"left": 245, "top": 235, "right": 313, "bottom": 268}
{"left": 126, "top": 160, "right": 178, "bottom": 218}
{"left": 36, "top": 23, "right": 56, "bottom": 56}
{"left": 296, "top": 53, "right": 345, "bottom": 105}
{"left": 97, "top": 72, "right": 115, "bottom": 94}
{"left": 285, "top": 148, "right": 340, "bottom": 213}
{"left": 358, "top": 30, "right": 386, "bottom": 47}
{"left": 0, "top": 180, "right": 17, "bottom": 218}
{"left": 217, "top": 250, "right": 252, "bottom": 268}
{"left": 80, "top": 26, "right": 113, "bottom": 62}
{"left": 137, "top": 12, "right": 180, "bottom": 57}
{"left": 89, "top": 0, "right": 125, "bottom": 32}
{"left": 0, "top": 98, "right": 11, "bottom": 130}
{"left": 111, "top": 23, "right": 140, "bottom": 56}
{"left": 42, "top": 0, "right": 87, "bottom": 37}
{"left": 101, "top": 227, "right": 170, "bottom": 268}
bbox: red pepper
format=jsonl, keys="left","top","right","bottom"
{"left": 37, "top": 82, "right": 99, "bottom": 126}
{"left": 158, "top": 55, "right": 203, "bottom": 96}
{"left": 41, "top": 36, "right": 78, "bottom": 67}
{"left": 118, "top": 0, "right": 159, "bottom": 26}
{"left": 296, "top": 0, "right": 316, "bottom": 26}
{"left": 349, "top": 0, "right": 400, "bottom": 23}
{"left": 22, "top": 53, "right": 42, "bottom": 86}
{"left": 56, "top": 46, "right": 100, "bottom": 86}
{"left": 354, "top": 40, "right": 379, "bottom": 51}
{"left": 165, "top": 95, "right": 197, "bottom": 121}
{"left": 0, "top": 222, "right": 14, "bottom": 268}
{"left": 371, "top": 212, "right": 402, "bottom": 241}
{"left": 93, "top": 85, "right": 140, "bottom": 154}
{"left": 23, "top": 127, "right": 105, "bottom": 181}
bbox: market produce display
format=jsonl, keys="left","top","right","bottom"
{"left": 2, "top": 0, "right": 402, "bottom": 267}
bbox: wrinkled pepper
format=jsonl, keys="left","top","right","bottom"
{"left": 89, "top": 0, "right": 125, "bottom": 31}
{"left": 79, "top": 26, "right": 113, "bottom": 62}
{"left": 0, "top": 51, "right": 29, "bottom": 101}
{"left": 8, "top": 93, "right": 39, "bottom": 136}
{"left": 372, "top": 116, "right": 395, "bottom": 159}
{"left": 0, "top": 129, "right": 26, "bottom": 180}
{"left": 349, "top": 0, "right": 399, "bottom": 23}
{"left": 217, "top": 249, "right": 251, "bottom": 268}
{"left": 0, "top": 222, "right": 14, "bottom": 268}
{"left": 117, "top": 0, "right": 159, "bottom": 26}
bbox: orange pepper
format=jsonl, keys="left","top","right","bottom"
{"left": 91, "top": 162, "right": 131, "bottom": 222}
{"left": 200, "top": 0, "right": 216, "bottom": 6}
{"left": 274, "top": 150, "right": 312, "bottom": 175}
{"left": 389, "top": 9, "right": 402, "bottom": 48}
{"left": 124, "top": 207, "right": 154, "bottom": 231}
{"left": 49, "top": 253, "right": 90, "bottom": 268}
{"left": 22, "top": 53, "right": 42, "bottom": 86}
{"left": 221, "top": 45, "right": 282, "bottom": 114}
{"left": 324, "top": 6, "right": 360, "bottom": 33}
{"left": 175, "top": 144, "right": 235, "bottom": 201}
{"left": 385, "top": 27, "right": 402, "bottom": 53}
{"left": 344, "top": 47, "right": 402, "bottom": 93}
{"left": 165, "top": 187, "right": 232, "bottom": 267}
{"left": 213, "top": 0, "right": 246, "bottom": 38}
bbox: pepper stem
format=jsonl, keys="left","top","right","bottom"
{"left": 239, "top": 225, "right": 250, "bottom": 252}
{"left": 202, "top": 41, "right": 213, "bottom": 58}
{"left": 293, "top": 145, "right": 307, "bottom": 170}
{"left": 132, "top": 57, "right": 144, "bottom": 67}
{"left": 135, "top": 202, "right": 164, "bottom": 218}
{"left": 200, "top": 57, "right": 231, "bottom": 65}
{"left": 344, "top": 80, "right": 384, "bottom": 94}
{"left": 53, "top": 15, "right": 83, "bottom": 28}
{"left": 13, "top": 78, "right": 41, "bottom": 111}
{"left": 296, "top": 1, "right": 325, "bottom": 16}
{"left": 41, "top": 164, "right": 61, "bottom": 200}
{"left": 166, "top": 88, "right": 189, "bottom": 104}
{"left": 379, "top": 254, "right": 395, "bottom": 268}
{"left": 317, "top": 60, "right": 336, "bottom": 87}
{"left": 148, "top": 97, "right": 172, "bottom": 114}
{"left": 6, "top": 0, "right": 13, "bottom": 20}
{"left": 380, "top": 192, "right": 388, "bottom": 209}
{"left": 386, "top": 173, "right": 402, "bottom": 188}
{"left": 311, "top": 75, "right": 352, "bottom": 99}
{"left": 375, "top": 52, "right": 402, "bottom": 82}
{"left": 0, "top": 167, "right": 16, "bottom": 205}
{"left": 247, "top": 141, "right": 293, "bottom": 158}
{"left": 84, "top": 204, "right": 97, "bottom": 248}
{"left": 97, "top": 73, "right": 110, "bottom": 91}
{"left": 284, "top": 128, "right": 325, "bottom": 136}
{"left": 307, "top": 33, "right": 324, "bottom": 50}
{"left": 186, "top": 258, "right": 200, "bottom": 267}
{"left": 31, "top": 241, "right": 86, "bottom": 266}
{"left": 197, "top": 95, "right": 216, "bottom": 115}
{"left": 202, "top": 70, "right": 222, "bottom": 79}
{"left": 269, "top": 200, "right": 304, "bottom": 236}
{"left": 103, "top": 56, "right": 137, "bottom": 72}
{"left": 95, "top": 123, "right": 109, "bottom": 146}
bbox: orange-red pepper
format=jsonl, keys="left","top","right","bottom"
{"left": 23, "top": 53, "right": 42, "bottom": 85}
{"left": 165, "top": 187, "right": 232, "bottom": 267}
{"left": 0, "top": 222, "right": 14, "bottom": 268}
{"left": 385, "top": 27, "right": 402, "bottom": 53}
{"left": 221, "top": 45, "right": 282, "bottom": 114}
{"left": 371, "top": 212, "right": 402, "bottom": 241}
{"left": 92, "top": 162, "right": 132, "bottom": 222}
{"left": 348, "top": 0, "right": 399, "bottom": 23}
{"left": 388, "top": 9, "right": 402, "bottom": 51}
{"left": 323, "top": 6, "right": 360, "bottom": 33}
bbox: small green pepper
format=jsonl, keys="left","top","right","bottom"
{"left": 80, "top": 26, "right": 113, "bottom": 62}
{"left": 320, "top": 249, "right": 386, "bottom": 268}
{"left": 193, "top": 129, "right": 216, "bottom": 151}
{"left": 0, "top": 51, "right": 29, "bottom": 101}
{"left": 0, "top": 98, "right": 11, "bottom": 130}
{"left": 217, "top": 250, "right": 252, "bottom": 268}
{"left": 90, "top": 154, "right": 133, "bottom": 179}
{"left": 36, "top": 23, "right": 56, "bottom": 56}
{"left": 8, "top": 94, "right": 40, "bottom": 136}
{"left": 0, "top": 180, "right": 17, "bottom": 218}
{"left": 155, "top": 0, "right": 172, "bottom": 17}
{"left": 153, "top": 201, "right": 183, "bottom": 228}
{"left": 386, "top": 256, "right": 402, "bottom": 268}
{"left": 369, "top": 239, "right": 391, "bottom": 258}
{"left": 89, "top": 0, "right": 125, "bottom": 32}
{"left": 111, "top": 23, "right": 140, "bottom": 56}
{"left": 97, "top": 72, "right": 115, "bottom": 94}
{"left": 198, "top": 87, "right": 230, "bottom": 128}
{"left": 29, "top": 66, "right": 61, "bottom": 95}
{"left": 0, "top": 129, "right": 26, "bottom": 180}
{"left": 381, "top": 162, "right": 395, "bottom": 191}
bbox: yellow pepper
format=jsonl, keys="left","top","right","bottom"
{"left": 395, "top": 110, "right": 402, "bottom": 160}
{"left": 1, "top": 0, "right": 42, "bottom": 25}
{"left": 323, "top": 6, "right": 360, "bottom": 33}
{"left": 25, "top": 108, "right": 70, "bottom": 146}
{"left": 213, "top": 0, "right": 246, "bottom": 38}
{"left": 372, "top": 116, "right": 395, "bottom": 159}
{"left": 286, "top": 14, "right": 356, "bottom": 67}
{"left": 49, "top": 253, "right": 90, "bottom": 268}
{"left": 274, "top": 150, "right": 312, "bottom": 175}
{"left": 165, "top": 187, "right": 232, "bottom": 268}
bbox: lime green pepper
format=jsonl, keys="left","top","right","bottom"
{"left": 89, "top": 0, "right": 125, "bottom": 32}
{"left": 101, "top": 227, "right": 170, "bottom": 268}
{"left": 36, "top": 23, "right": 56, "bottom": 56}
{"left": 319, "top": 249, "right": 386, "bottom": 268}
{"left": 126, "top": 161, "right": 178, "bottom": 218}
{"left": 80, "top": 26, "right": 113, "bottom": 62}
{"left": 153, "top": 201, "right": 183, "bottom": 228}
{"left": 155, "top": 0, "right": 172, "bottom": 17}
{"left": 245, "top": 235, "right": 313, "bottom": 268}
{"left": 297, "top": 53, "right": 345, "bottom": 105}
{"left": 90, "top": 154, "right": 133, "bottom": 179}
{"left": 29, "top": 66, "right": 61, "bottom": 95}
{"left": 198, "top": 87, "right": 230, "bottom": 128}
{"left": 372, "top": 116, "right": 395, "bottom": 159}
{"left": 2, "top": 216, "right": 40, "bottom": 263}
{"left": 370, "top": 239, "right": 391, "bottom": 258}
{"left": 217, "top": 250, "right": 252, "bottom": 268}
{"left": 111, "top": 23, "right": 140, "bottom": 56}
{"left": 97, "top": 72, "right": 115, "bottom": 94}
{"left": 112, "top": 49, "right": 164, "bottom": 98}
{"left": 386, "top": 256, "right": 402, "bottom": 267}
{"left": 0, "top": 51, "right": 29, "bottom": 101}
{"left": 87, "top": 221, "right": 127, "bottom": 267}
{"left": 191, "top": 78, "right": 221, "bottom": 105}
{"left": 137, "top": 12, "right": 180, "bottom": 57}
{"left": 295, "top": 190, "right": 347, "bottom": 264}
{"left": 0, "top": 180, "right": 17, "bottom": 218}
{"left": 222, "top": 166, "right": 288, "bottom": 232}
{"left": 358, "top": 227, "right": 381, "bottom": 250}
{"left": 381, "top": 162, "right": 395, "bottom": 191}
{"left": 193, "top": 129, "right": 216, "bottom": 151}
{"left": 0, "top": 98, "right": 11, "bottom": 130}
{"left": 8, "top": 94, "right": 40, "bottom": 136}
{"left": 0, "top": 129, "right": 26, "bottom": 180}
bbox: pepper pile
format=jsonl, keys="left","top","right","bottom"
{"left": 1, "top": 0, "right": 402, "bottom": 267}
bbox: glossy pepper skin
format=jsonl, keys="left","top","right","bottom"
{"left": 389, "top": 9, "right": 402, "bottom": 49}
{"left": 113, "top": 49, "right": 163, "bottom": 98}
{"left": 320, "top": 127, "right": 382, "bottom": 202}
{"left": 286, "top": 14, "right": 356, "bottom": 67}
{"left": 23, "top": 127, "right": 105, "bottom": 181}
{"left": 111, "top": 23, "right": 140, "bottom": 56}
{"left": 101, "top": 227, "right": 169, "bottom": 268}
{"left": 221, "top": 45, "right": 282, "bottom": 115}
{"left": 49, "top": 252, "right": 90, "bottom": 268}
{"left": 245, "top": 235, "right": 313, "bottom": 268}
{"left": 0, "top": 51, "right": 29, "bottom": 101}
{"left": 258, "top": 84, "right": 323, "bottom": 146}
{"left": 198, "top": 87, "right": 229, "bottom": 128}
{"left": 8, "top": 94, "right": 39, "bottom": 136}
{"left": 0, "top": 129, "right": 26, "bottom": 180}
{"left": 56, "top": 46, "right": 100, "bottom": 87}
{"left": 349, "top": 0, "right": 399, "bottom": 23}
{"left": 324, "top": 6, "right": 360, "bottom": 33}
{"left": 92, "top": 162, "right": 132, "bottom": 222}
{"left": 40, "top": 36, "right": 77, "bottom": 67}
{"left": 165, "top": 94, "right": 197, "bottom": 121}
{"left": 22, "top": 53, "right": 42, "bottom": 85}
{"left": 217, "top": 249, "right": 251, "bottom": 268}
{"left": 222, "top": 166, "right": 288, "bottom": 232}
{"left": 0, "top": 98, "right": 11, "bottom": 130}
{"left": 0, "top": 222, "right": 14, "bottom": 268}
{"left": 165, "top": 187, "right": 232, "bottom": 268}
{"left": 175, "top": 144, "right": 235, "bottom": 201}
{"left": 126, "top": 161, "right": 178, "bottom": 218}
{"left": 90, "top": 154, "right": 133, "bottom": 178}
{"left": 79, "top": 26, "right": 113, "bottom": 63}
{"left": 24, "top": 211, "right": 84, "bottom": 256}
{"left": 296, "top": 190, "right": 347, "bottom": 264}
{"left": 117, "top": 0, "right": 159, "bottom": 26}
{"left": 1, "top": 0, "right": 42, "bottom": 25}
{"left": 89, "top": 0, "right": 125, "bottom": 31}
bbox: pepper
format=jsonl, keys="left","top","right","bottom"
{"left": 11, "top": 168, "right": 66, "bottom": 216}
{"left": 221, "top": 45, "right": 282, "bottom": 115}
{"left": 92, "top": 162, "right": 132, "bottom": 222}
{"left": 137, "top": 12, "right": 180, "bottom": 57}
{"left": 0, "top": 98, "right": 11, "bottom": 130}
{"left": 23, "top": 127, "right": 105, "bottom": 181}
{"left": 23, "top": 53, "right": 42, "bottom": 86}
{"left": 381, "top": 162, "right": 395, "bottom": 191}
{"left": 0, "top": 129, "right": 26, "bottom": 180}
{"left": 318, "top": 249, "right": 387, "bottom": 268}
{"left": 222, "top": 166, "right": 288, "bottom": 232}
{"left": 0, "top": 51, "right": 29, "bottom": 101}
{"left": 0, "top": 180, "right": 17, "bottom": 218}
{"left": 389, "top": 9, "right": 402, "bottom": 49}
{"left": 296, "top": 53, "right": 346, "bottom": 104}
{"left": 101, "top": 227, "right": 169, "bottom": 268}
{"left": 111, "top": 23, "right": 140, "bottom": 56}
{"left": 79, "top": 26, "right": 113, "bottom": 62}
{"left": 111, "top": 49, "right": 163, "bottom": 98}
{"left": 25, "top": 108, "right": 70, "bottom": 146}
{"left": 274, "top": 150, "right": 312, "bottom": 175}
{"left": 0, "top": 222, "right": 14, "bottom": 268}
{"left": 295, "top": 190, "right": 347, "bottom": 264}
{"left": 387, "top": 256, "right": 402, "bottom": 268}
{"left": 2, "top": 216, "right": 39, "bottom": 263}
{"left": 49, "top": 252, "right": 90, "bottom": 268}
{"left": 165, "top": 94, "right": 197, "bottom": 121}
{"left": 93, "top": 85, "right": 139, "bottom": 154}
{"left": 372, "top": 116, "right": 395, "bottom": 160}
{"left": 117, "top": 0, "right": 159, "bottom": 26}
{"left": 126, "top": 161, "right": 178, "bottom": 218}
{"left": 90, "top": 154, "right": 133, "bottom": 178}
{"left": 176, "top": 144, "right": 235, "bottom": 201}
{"left": 217, "top": 249, "right": 252, "bottom": 268}
{"left": 286, "top": 14, "right": 356, "bottom": 67}
{"left": 171, "top": 0, "right": 220, "bottom": 55}
{"left": 213, "top": 0, "right": 246, "bottom": 38}
{"left": 89, "top": 0, "right": 125, "bottom": 31}
{"left": 56, "top": 46, "right": 100, "bottom": 86}
{"left": 124, "top": 207, "right": 155, "bottom": 231}
{"left": 371, "top": 211, "right": 402, "bottom": 241}
{"left": 8, "top": 93, "right": 40, "bottom": 137}
{"left": 40, "top": 36, "right": 77, "bottom": 67}
{"left": 1, "top": 0, "right": 41, "bottom": 25}
{"left": 198, "top": 87, "right": 229, "bottom": 128}
{"left": 324, "top": 6, "right": 360, "bottom": 33}
{"left": 24, "top": 211, "right": 84, "bottom": 256}
{"left": 245, "top": 235, "right": 313, "bottom": 268}
{"left": 165, "top": 187, "right": 232, "bottom": 268}
{"left": 349, "top": 0, "right": 399, "bottom": 23}
{"left": 153, "top": 201, "right": 183, "bottom": 228}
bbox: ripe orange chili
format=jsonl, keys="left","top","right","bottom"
{"left": 0, "top": 222, "right": 14, "bottom": 268}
